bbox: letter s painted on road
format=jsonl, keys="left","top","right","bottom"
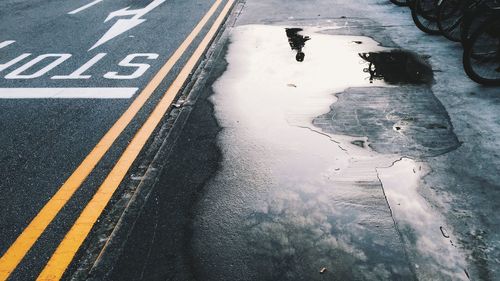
{"left": 104, "top": 53, "right": 159, "bottom": 80}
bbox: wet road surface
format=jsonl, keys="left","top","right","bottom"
{"left": 2, "top": 0, "right": 500, "bottom": 280}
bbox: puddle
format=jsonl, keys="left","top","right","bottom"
{"left": 377, "top": 158, "right": 468, "bottom": 280}
{"left": 191, "top": 24, "right": 467, "bottom": 281}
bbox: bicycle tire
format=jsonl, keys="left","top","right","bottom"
{"left": 463, "top": 17, "right": 500, "bottom": 85}
{"left": 411, "top": 0, "right": 442, "bottom": 34}
{"left": 437, "top": 0, "right": 465, "bottom": 41}
{"left": 390, "top": 0, "right": 409, "bottom": 6}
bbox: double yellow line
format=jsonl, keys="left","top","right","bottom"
{"left": 0, "top": 0, "right": 234, "bottom": 280}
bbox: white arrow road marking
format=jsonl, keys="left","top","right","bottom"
{"left": 0, "top": 41, "right": 15, "bottom": 49}
{"left": 0, "top": 87, "right": 137, "bottom": 99}
{"left": 90, "top": 0, "right": 166, "bottom": 51}
{"left": 68, "top": 0, "right": 104, "bottom": 15}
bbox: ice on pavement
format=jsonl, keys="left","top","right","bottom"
{"left": 191, "top": 25, "right": 469, "bottom": 280}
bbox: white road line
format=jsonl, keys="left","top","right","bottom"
{"left": 68, "top": 0, "right": 104, "bottom": 15}
{"left": 0, "top": 41, "right": 15, "bottom": 49}
{"left": 0, "top": 87, "right": 138, "bottom": 99}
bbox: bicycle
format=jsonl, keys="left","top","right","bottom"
{"left": 437, "top": 0, "right": 477, "bottom": 42}
{"left": 411, "top": 0, "right": 443, "bottom": 35}
{"left": 463, "top": 3, "right": 500, "bottom": 85}
{"left": 390, "top": 0, "right": 409, "bottom": 6}
{"left": 460, "top": 0, "right": 499, "bottom": 44}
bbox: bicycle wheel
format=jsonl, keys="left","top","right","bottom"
{"left": 460, "top": 1, "right": 494, "bottom": 46}
{"left": 390, "top": 0, "right": 409, "bottom": 6}
{"left": 411, "top": 0, "right": 442, "bottom": 34}
{"left": 438, "top": 0, "right": 466, "bottom": 41}
{"left": 463, "top": 17, "right": 500, "bottom": 85}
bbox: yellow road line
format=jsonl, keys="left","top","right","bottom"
{"left": 37, "top": 1, "right": 235, "bottom": 280}
{"left": 0, "top": 1, "right": 223, "bottom": 280}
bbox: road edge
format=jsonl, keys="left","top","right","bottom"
{"left": 67, "top": 1, "right": 245, "bottom": 280}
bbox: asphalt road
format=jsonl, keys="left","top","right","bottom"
{"left": 0, "top": 0, "right": 234, "bottom": 280}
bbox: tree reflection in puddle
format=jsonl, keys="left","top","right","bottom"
{"left": 359, "top": 50, "right": 433, "bottom": 84}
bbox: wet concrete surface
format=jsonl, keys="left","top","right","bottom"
{"left": 191, "top": 25, "right": 414, "bottom": 281}
{"left": 97, "top": 1, "right": 500, "bottom": 281}
{"left": 192, "top": 24, "right": 467, "bottom": 281}
{"left": 314, "top": 86, "right": 460, "bottom": 158}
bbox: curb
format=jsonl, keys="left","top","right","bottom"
{"left": 68, "top": 1, "right": 245, "bottom": 280}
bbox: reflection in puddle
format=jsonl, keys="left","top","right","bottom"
{"left": 192, "top": 24, "right": 467, "bottom": 281}
{"left": 377, "top": 158, "right": 468, "bottom": 280}
{"left": 285, "top": 28, "right": 311, "bottom": 62}
{"left": 359, "top": 50, "right": 433, "bottom": 84}
{"left": 244, "top": 184, "right": 413, "bottom": 280}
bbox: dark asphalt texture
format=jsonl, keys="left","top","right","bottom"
{"left": 0, "top": 0, "right": 227, "bottom": 279}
